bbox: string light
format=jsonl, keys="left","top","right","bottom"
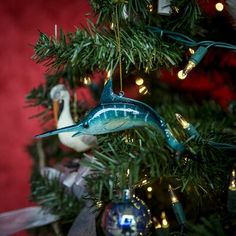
{"left": 175, "top": 113, "right": 190, "bottom": 129}
{"left": 148, "top": 4, "right": 153, "bottom": 12}
{"left": 82, "top": 76, "right": 92, "bottom": 85}
{"left": 229, "top": 169, "right": 236, "bottom": 191}
{"left": 147, "top": 186, "right": 153, "bottom": 192}
{"left": 175, "top": 113, "right": 200, "bottom": 138}
{"left": 168, "top": 185, "right": 186, "bottom": 225}
{"left": 188, "top": 48, "right": 195, "bottom": 55}
{"left": 135, "top": 77, "right": 149, "bottom": 95}
{"left": 124, "top": 135, "right": 134, "bottom": 143}
{"left": 172, "top": 6, "right": 179, "bottom": 13}
{"left": 142, "top": 179, "right": 148, "bottom": 185}
{"left": 110, "top": 22, "right": 114, "bottom": 30}
{"left": 135, "top": 77, "right": 144, "bottom": 86}
{"left": 177, "top": 61, "right": 196, "bottom": 79}
{"left": 150, "top": 26, "right": 236, "bottom": 79}
{"left": 168, "top": 185, "right": 179, "bottom": 203}
{"left": 161, "top": 212, "right": 169, "bottom": 228}
{"left": 227, "top": 169, "right": 236, "bottom": 214}
{"left": 215, "top": 2, "right": 224, "bottom": 12}
{"left": 139, "top": 85, "right": 148, "bottom": 95}
{"left": 96, "top": 201, "right": 103, "bottom": 208}
{"left": 153, "top": 217, "right": 162, "bottom": 229}
{"left": 155, "top": 222, "right": 162, "bottom": 229}
{"left": 153, "top": 214, "right": 169, "bottom": 236}
{"left": 177, "top": 46, "right": 208, "bottom": 79}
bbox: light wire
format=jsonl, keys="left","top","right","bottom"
{"left": 149, "top": 26, "right": 236, "bottom": 51}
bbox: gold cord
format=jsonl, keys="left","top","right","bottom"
{"left": 115, "top": 5, "right": 123, "bottom": 93}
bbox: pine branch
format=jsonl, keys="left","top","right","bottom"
{"left": 30, "top": 171, "right": 84, "bottom": 222}
{"left": 27, "top": 1, "right": 236, "bottom": 234}
{"left": 80, "top": 93, "right": 236, "bottom": 205}
{"left": 188, "top": 214, "right": 226, "bottom": 236}
{"left": 169, "top": 0, "right": 202, "bottom": 32}
{"left": 33, "top": 24, "right": 183, "bottom": 75}
{"left": 89, "top": 0, "right": 151, "bottom": 25}
{"left": 90, "top": 0, "right": 202, "bottom": 34}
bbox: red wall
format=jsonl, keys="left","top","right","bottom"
{"left": 0, "top": 1, "right": 90, "bottom": 235}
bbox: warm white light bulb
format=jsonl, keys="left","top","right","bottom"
{"left": 110, "top": 23, "right": 114, "bottom": 30}
{"left": 168, "top": 184, "right": 179, "bottom": 203}
{"left": 142, "top": 179, "right": 147, "bottom": 185}
{"left": 161, "top": 211, "right": 169, "bottom": 228}
{"left": 175, "top": 113, "right": 190, "bottom": 129}
{"left": 155, "top": 223, "right": 162, "bottom": 229}
{"left": 162, "top": 218, "right": 169, "bottom": 228}
{"left": 215, "top": 2, "right": 224, "bottom": 12}
{"left": 229, "top": 169, "right": 236, "bottom": 191}
{"left": 177, "top": 70, "right": 187, "bottom": 80}
{"left": 177, "top": 61, "right": 196, "bottom": 79}
{"left": 147, "top": 186, "right": 153, "bottom": 192}
{"left": 189, "top": 48, "right": 195, "bottom": 55}
{"left": 83, "top": 76, "right": 91, "bottom": 85}
{"left": 148, "top": 4, "right": 153, "bottom": 12}
{"left": 139, "top": 85, "right": 148, "bottom": 95}
{"left": 153, "top": 217, "right": 162, "bottom": 229}
{"left": 135, "top": 77, "right": 144, "bottom": 86}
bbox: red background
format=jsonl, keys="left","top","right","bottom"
{"left": 0, "top": 0, "right": 235, "bottom": 235}
{"left": 0, "top": 1, "right": 91, "bottom": 235}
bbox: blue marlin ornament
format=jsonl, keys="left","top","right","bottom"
{"left": 36, "top": 79, "right": 185, "bottom": 153}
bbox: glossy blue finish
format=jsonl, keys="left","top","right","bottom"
{"left": 72, "top": 102, "right": 159, "bottom": 136}
{"left": 36, "top": 78, "right": 185, "bottom": 152}
{"left": 101, "top": 197, "right": 151, "bottom": 236}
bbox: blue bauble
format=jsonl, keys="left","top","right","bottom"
{"left": 101, "top": 196, "right": 152, "bottom": 236}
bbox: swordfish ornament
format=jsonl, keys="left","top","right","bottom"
{"left": 36, "top": 79, "right": 185, "bottom": 154}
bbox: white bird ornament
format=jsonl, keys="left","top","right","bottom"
{"left": 50, "top": 84, "right": 97, "bottom": 152}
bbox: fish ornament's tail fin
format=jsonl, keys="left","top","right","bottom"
{"left": 102, "top": 78, "right": 186, "bottom": 154}
{"left": 35, "top": 124, "right": 79, "bottom": 139}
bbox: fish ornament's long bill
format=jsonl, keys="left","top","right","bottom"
{"left": 36, "top": 78, "right": 185, "bottom": 153}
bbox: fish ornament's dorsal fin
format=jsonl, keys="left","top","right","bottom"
{"left": 100, "top": 78, "right": 162, "bottom": 120}
{"left": 100, "top": 78, "right": 117, "bottom": 104}
{"left": 100, "top": 78, "right": 129, "bottom": 104}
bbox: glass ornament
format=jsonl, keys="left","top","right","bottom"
{"left": 101, "top": 190, "right": 151, "bottom": 236}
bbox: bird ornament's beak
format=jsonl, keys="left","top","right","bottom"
{"left": 52, "top": 99, "right": 59, "bottom": 126}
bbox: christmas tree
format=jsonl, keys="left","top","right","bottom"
{"left": 2, "top": 0, "right": 236, "bottom": 235}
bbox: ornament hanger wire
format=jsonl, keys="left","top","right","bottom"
{"left": 114, "top": 5, "right": 123, "bottom": 94}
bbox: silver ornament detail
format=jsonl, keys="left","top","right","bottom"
{"left": 101, "top": 194, "right": 152, "bottom": 236}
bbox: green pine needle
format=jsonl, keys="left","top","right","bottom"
{"left": 30, "top": 171, "right": 84, "bottom": 223}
